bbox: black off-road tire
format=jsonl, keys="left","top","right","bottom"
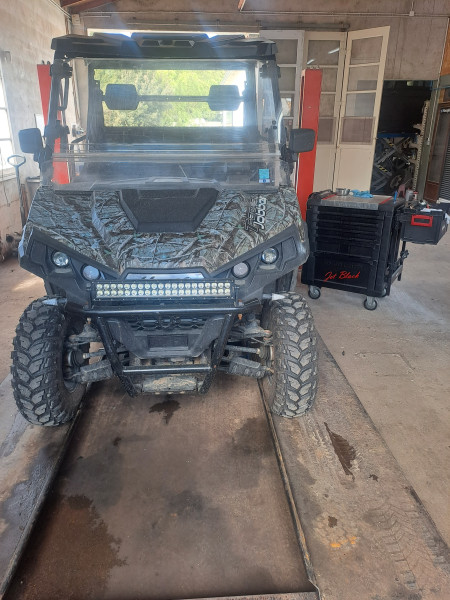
{"left": 11, "top": 298, "right": 87, "bottom": 426}
{"left": 261, "top": 292, "right": 318, "bottom": 417}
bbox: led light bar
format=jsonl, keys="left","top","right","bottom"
{"left": 94, "top": 280, "right": 233, "bottom": 300}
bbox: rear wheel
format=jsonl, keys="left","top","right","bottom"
{"left": 260, "top": 292, "right": 318, "bottom": 417}
{"left": 11, "top": 298, "right": 87, "bottom": 426}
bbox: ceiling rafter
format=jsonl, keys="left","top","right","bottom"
{"left": 60, "top": 0, "right": 115, "bottom": 12}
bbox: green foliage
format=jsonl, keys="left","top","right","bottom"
{"left": 96, "top": 68, "right": 228, "bottom": 127}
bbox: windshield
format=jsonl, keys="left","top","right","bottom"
{"left": 98, "top": 63, "right": 247, "bottom": 128}
{"left": 45, "top": 56, "right": 289, "bottom": 189}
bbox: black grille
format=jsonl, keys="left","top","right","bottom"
{"left": 148, "top": 334, "right": 188, "bottom": 349}
{"left": 127, "top": 315, "right": 207, "bottom": 331}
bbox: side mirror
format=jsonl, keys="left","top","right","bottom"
{"left": 19, "top": 128, "right": 43, "bottom": 155}
{"left": 289, "top": 128, "right": 315, "bottom": 153}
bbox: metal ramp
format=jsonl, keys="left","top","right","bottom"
{"left": 1, "top": 337, "right": 449, "bottom": 600}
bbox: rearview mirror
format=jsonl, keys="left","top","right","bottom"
{"left": 208, "top": 85, "right": 242, "bottom": 111}
{"left": 289, "top": 128, "right": 315, "bottom": 153}
{"left": 19, "top": 128, "right": 43, "bottom": 155}
{"left": 104, "top": 84, "right": 139, "bottom": 110}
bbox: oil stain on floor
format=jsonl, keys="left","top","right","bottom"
{"left": 4, "top": 492, "right": 125, "bottom": 600}
{"left": 149, "top": 398, "right": 180, "bottom": 424}
{"left": 324, "top": 422, "right": 356, "bottom": 480}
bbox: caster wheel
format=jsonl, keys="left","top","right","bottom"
{"left": 364, "top": 297, "right": 378, "bottom": 311}
{"left": 308, "top": 286, "right": 321, "bottom": 300}
{"left": 381, "top": 287, "right": 388, "bottom": 298}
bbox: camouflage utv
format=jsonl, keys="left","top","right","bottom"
{"left": 13, "top": 33, "right": 318, "bottom": 426}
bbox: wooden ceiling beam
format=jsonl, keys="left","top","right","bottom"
{"left": 60, "top": 0, "right": 114, "bottom": 12}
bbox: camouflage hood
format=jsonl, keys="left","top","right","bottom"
{"left": 23, "top": 186, "right": 305, "bottom": 274}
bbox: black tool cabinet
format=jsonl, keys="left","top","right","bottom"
{"left": 301, "top": 191, "right": 407, "bottom": 310}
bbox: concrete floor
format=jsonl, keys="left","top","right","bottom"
{"left": 0, "top": 231, "right": 448, "bottom": 556}
{"left": 297, "top": 233, "right": 450, "bottom": 546}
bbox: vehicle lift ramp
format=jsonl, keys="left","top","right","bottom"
{"left": 0, "top": 337, "right": 448, "bottom": 600}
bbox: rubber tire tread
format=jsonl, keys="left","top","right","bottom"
{"left": 262, "top": 292, "right": 318, "bottom": 418}
{"left": 11, "top": 298, "right": 86, "bottom": 426}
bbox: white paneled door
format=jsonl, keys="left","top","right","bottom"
{"left": 262, "top": 30, "right": 304, "bottom": 131}
{"left": 303, "top": 27, "right": 389, "bottom": 192}
{"left": 263, "top": 27, "right": 389, "bottom": 192}
{"left": 303, "top": 32, "right": 346, "bottom": 191}
{"left": 333, "top": 27, "right": 389, "bottom": 191}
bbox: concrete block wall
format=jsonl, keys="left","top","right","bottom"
{"left": 0, "top": 0, "right": 69, "bottom": 240}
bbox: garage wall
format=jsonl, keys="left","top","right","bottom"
{"left": 78, "top": 0, "right": 449, "bottom": 80}
{"left": 417, "top": 23, "right": 450, "bottom": 198}
{"left": 0, "top": 0, "right": 69, "bottom": 238}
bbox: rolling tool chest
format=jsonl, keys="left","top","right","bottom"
{"left": 301, "top": 190, "right": 447, "bottom": 310}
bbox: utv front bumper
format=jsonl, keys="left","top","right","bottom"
{"left": 76, "top": 298, "right": 261, "bottom": 396}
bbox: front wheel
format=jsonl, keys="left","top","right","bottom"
{"left": 11, "top": 298, "right": 88, "bottom": 426}
{"left": 260, "top": 292, "right": 318, "bottom": 417}
{"left": 364, "top": 296, "right": 378, "bottom": 311}
{"left": 308, "top": 285, "right": 321, "bottom": 300}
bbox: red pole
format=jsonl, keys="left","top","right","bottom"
{"left": 296, "top": 69, "right": 322, "bottom": 220}
{"left": 36, "top": 64, "right": 69, "bottom": 184}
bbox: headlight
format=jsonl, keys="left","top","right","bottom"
{"left": 232, "top": 262, "right": 250, "bottom": 278}
{"left": 261, "top": 248, "right": 278, "bottom": 264}
{"left": 82, "top": 265, "right": 101, "bottom": 281}
{"left": 52, "top": 251, "right": 69, "bottom": 267}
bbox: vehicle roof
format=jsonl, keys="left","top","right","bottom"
{"left": 51, "top": 33, "right": 277, "bottom": 61}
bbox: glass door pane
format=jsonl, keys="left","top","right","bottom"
{"left": 279, "top": 67, "right": 297, "bottom": 92}
{"left": 340, "top": 40, "right": 384, "bottom": 145}
{"left": 275, "top": 39, "right": 298, "bottom": 64}
{"left": 307, "top": 40, "right": 341, "bottom": 66}
{"left": 304, "top": 37, "right": 344, "bottom": 147}
{"left": 265, "top": 30, "right": 304, "bottom": 127}
{"left": 350, "top": 36, "right": 383, "bottom": 65}
{"left": 347, "top": 65, "right": 379, "bottom": 91}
